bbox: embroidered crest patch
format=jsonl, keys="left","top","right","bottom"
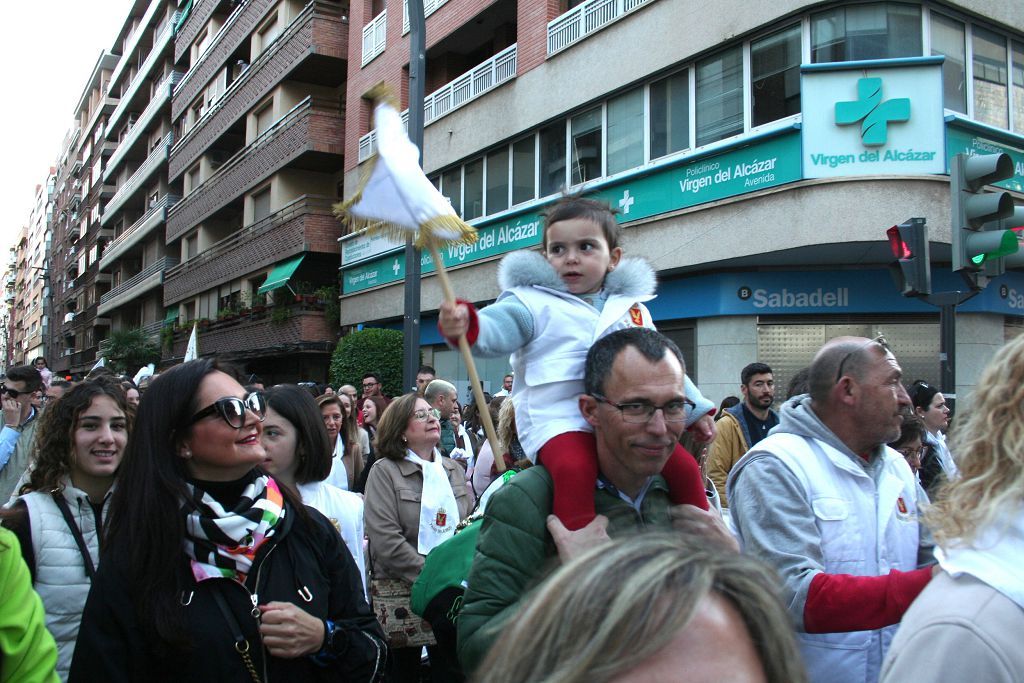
{"left": 629, "top": 304, "right": 644, "bottom": 327}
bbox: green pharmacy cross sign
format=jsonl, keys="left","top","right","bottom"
{"left": 835, "top": 77, "right": 910, "bottom": 146}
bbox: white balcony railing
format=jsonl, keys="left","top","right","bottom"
{"left": 357, "top": 45, "right": 517, "bottom": 162}
{"left": 402, "top": 0, "right": 448, "bottom": 34}
{"left": 101, "top": 132, "right": 174, "bottom": 223}
{"left": 107, "top": 12, "right": 180, "bottom": 135}
{"left": 547, "top": 0, "right": 655, "bottom": 55}
{"left": 361, "top": 10, "right": 386, "bottom": 66}
{"left": 108, "top": 0, "right": 162, "bottom": 88}
{"left": 104, "top": 70, "right": 183, "bottom": 182}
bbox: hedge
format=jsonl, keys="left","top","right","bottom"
{"left": 329, "top": 328, "right": 408, "bottom": 398}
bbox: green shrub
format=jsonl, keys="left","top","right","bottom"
{"left": 329, "top": 328, "right": 408, "bottom": 397}
{"left": 104, "top": 327, "right": 161, "bottom": 374}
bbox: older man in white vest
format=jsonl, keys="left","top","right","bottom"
{"left": 727, "top": 336, "right": 935, "bottom": 683}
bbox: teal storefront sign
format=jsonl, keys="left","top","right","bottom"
{"left": 343, "top": 130, "right": 801, "bottom": 294}
{"left": 945, "top": 119, "right": 1024, "bottom": 193}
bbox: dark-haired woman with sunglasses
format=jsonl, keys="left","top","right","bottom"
{"left": 69, "top": 359, "right": 385, "bottom": 683}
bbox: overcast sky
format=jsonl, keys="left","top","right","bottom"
{"left": 0, "top": 1, "right": 135, "bottom": 254}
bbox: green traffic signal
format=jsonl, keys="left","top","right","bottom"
{"left": 950, "top": 153, "right": 1018, "bottom": 289}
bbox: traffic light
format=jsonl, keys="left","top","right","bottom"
{"left": 950, "top": 153, "right": 1018, "bottom": 290}
{"left": 887, "top": 217, "right": 931, "bottom": 296}
{"left": 991, "top": 206, "right": 1024, "bottom": 270}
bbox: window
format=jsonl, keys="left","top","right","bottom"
{"left": 811, "top": 4, "right": 921, "bottom": 63}
{"left": 252, "top": 187, "right": 272, "bottom": 222}
{"left": 149, "top": 191, "right": 159, "bottom": 208}
{"left": 256, "top": 11, "right": 281, "bottom": 57}
{"left": 512, "top": 137, "right": 536, "bottom": 205}
{"left": 751, "top": 25, "right": 802, "bottom": 127}
{"left": 973, "top": 26, "right": 1009, "bottom": 129}
{"left": 540, "top": 120, "right": 567, "bottom": 196}
{"left": 186, "top": 165, "right": 201, "bottom": 194}
{"left": 486, "top": 149, "right": 510, "bottom": 214}
{"left": 696, "top": 46, "right": 743, "bottom": 146}
{"left": 606, "top": 89, "right": 644, "bottom": 175}
{"left": 1013, "top": 41, "right": 1024, "bottom": 135}
{"left": 931, "top": 14, "right": 966, "bottom": 113}
{"left": 255, "top": 101, "right": 275, "bottom": 137}
{"left": 650, "top": 70, "right": 689, "bottom": 159}
{"left": 463, "top": 158, "right": 484, "bottom": 220}
{"left": 442, "top": 168, "right": 462, "bottom": 216}
{"left": 570, "top": 108, "right": 602, "bottom": 186}
{"left": 186, "top": 234, "right": 199, "bottom": 259}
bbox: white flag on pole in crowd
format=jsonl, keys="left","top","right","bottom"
{"left": 91, "top": 357, "right": 106, "bottom": 372}
{"left": 133, "top": 363, "right": 155, "bottom": 385}
{"left": 185, "top": 324, "right": 198, "bottom": 362}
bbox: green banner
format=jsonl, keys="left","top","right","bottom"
{"left": 946, "top": 124, "right": 1024, "bottom": 193}
{"left": 343, "top": 131, "right": 802, "bottom": 294}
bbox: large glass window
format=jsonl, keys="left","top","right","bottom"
{"left": 512, "top": 137, "right": 535, "bottom": 205}
{"left": 486, "top": 149, "right": 509, "bottom": 214}
{"left": 1013, "top": 41, "right": 1024, "bottom": 135}
{"left": 811, "top": 4, "right": 921, "bottom": 63}
{"left": 606, "top": 89, "right": 644, "bottom": 175}
{"left": 539, "top": 121, "right": 566, "bottom": 196}
{"left": 931, "top": 14, "right": 966, "bottom": 113}
{"left": 463, "top": 158, "right": 484, "bottom": 220}
{"left": 973, "top": 26, "right": 1009, "bottom": 129}
{"left": 696, "top": 46, "right": 743, "bottom": 146}
{"left": 442, "top": 168, "right": 462, "bottom": 217}
{"left": 570, "top": 108, "right": 603, "bottom": 185}
{"left": 751, "top": 25, "right": 802, "bottom": 127}
{"left": 650, "top": 70, "right": 689, "bottom": 159}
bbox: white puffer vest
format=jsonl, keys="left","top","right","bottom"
{"left": 506, "top": 285, "right": 654, "bottom": 461}
{"left": 21, "top": 480, "right": 106, "bottom": 681}
{"left": 760, "top": 433, "right": 920, "bottom": 683}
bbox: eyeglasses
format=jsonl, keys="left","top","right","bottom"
{"left": 590, "top": 394, "right": 696, "bottom": 424}
{"left": 187, "top": 392, "right": 267, "bottom": 429}
{"left": 0, "top": 385, "right": 31, "bottom": 399}
{"left": 410, "top": 409, "right": 440, "bottom": 423}
{"left": 835, "top": 335, "right": 890, "bottom": 384}
{"left": 362, "top": 381, "right": 379, "bottom": 389}
{"left": 897, "top": 447, "right": 926, "bottom": 460}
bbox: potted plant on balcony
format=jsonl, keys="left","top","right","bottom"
{"left": 198, "top": 318, "right": 211, "bottom": 329}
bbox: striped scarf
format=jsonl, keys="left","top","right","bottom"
{"left": 182, "top": 474, "right": 286, "bottom": 583}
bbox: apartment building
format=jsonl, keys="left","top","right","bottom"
{"left": 97, "top": 0, "right": 183, "bottom": 362}
{"left": 48, "top": 53, "right": 121, "bottom": 378}
{"left": 21, "top": 175, "right": 56, "bottom": 364}
{"left": 339, "top": 0, "right": 1024, "bottom": 401}
{"left": 3, "top": 246, "right": 15, "bottom": 369}
{"left": 8, "top": 229, "right": 30, "bottom": 366}
{"left": 161, "top": 0, "right": 349, "bottom": 382}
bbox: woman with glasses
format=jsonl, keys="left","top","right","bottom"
{"left": 908, "top": 380, "right": 956, "bottom": 494}
{"left": 2, "top": 377, "right": 128, "bottom": 680}
{"left": 69, "top": 359, "right": 385, "bottom": 682}
{"left": 888, "top": 414, "right": 928, "bottom": 478}
{"left": 363, "top": 393, "right": 471, "bottom": 682}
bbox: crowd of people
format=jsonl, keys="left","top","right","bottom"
{"left": 0, "top": 195, "right": 1022, "bottom": 683}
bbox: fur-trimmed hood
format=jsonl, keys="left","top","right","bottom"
{"left": 496, "top": 250, "right": 656, "bottom": 299}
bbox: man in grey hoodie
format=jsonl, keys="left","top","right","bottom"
{"left": 727, "top": 336, "right": 934, "bottom": 683}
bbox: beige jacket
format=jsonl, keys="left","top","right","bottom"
{"left": 364, "top": 456, "right": 472, "bottom": 585}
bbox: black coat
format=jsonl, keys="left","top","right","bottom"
{"left": 69, "top": 502, "right": 385, "bottom": 682}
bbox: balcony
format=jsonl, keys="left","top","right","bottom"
{"left": 104, "top": 71, "right": 183, "bottom": 182}
{"left": 357, "top": 45, "right": 517, "bottom": 162}
{"left": 98, "top": 319, "right": 163, "bottom": 356}
{"left": 109, "top": 0, "right": 163, "bottom": 89}
{"left": 168, "top": 306, "right": 334, "bottom": 360}
{"left": 169, "top": 0, "right": 347, "bottom": 180}
{"left": 402, "top": 0, "right": 448, "bottom": 33}
{"left": 167, "top": 97, "right": 343, "bottom": 241}
{"left": 98, "top": 256, "right": 179, "bottom": 315}
{"left": 165, "top": 195, "right": 337, "bottom": 303}
{"left": 101, "top": 132, "right": 175, "bottom": 224}
{"left": 107, "top": 12, "right": 179, "bottom": 135}
{"left": 100, "top": 195, "right": 181, "bottom": 269}
{"left": 173, "top": 0, "right": 281, "bottom": 122}
{"left": 547, "top": 0, "right": 656, "bottom": 55}
{"left": 361, "top": 9, "right": 386, "bottom": 66}
{"left": 175, "top": 0, "right": 219, "bottom": 64}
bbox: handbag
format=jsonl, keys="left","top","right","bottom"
{"left": 369, "top": 576, "right": 436, "bottom": 649}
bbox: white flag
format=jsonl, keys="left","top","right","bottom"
{"left": 133, "top": 363, "right": 155, "bottom": 385}
{"left": 91, "top": 357, "right": 106, "bottom": 371}
{"left": 184, "top": 324, "right": 198, "bottom": 362}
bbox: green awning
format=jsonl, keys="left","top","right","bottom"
{"left": 164, "top": 308, "right": 179, "bottom": 324}
{"left": 257, "top": 254, "right": 305, "bottom": 294}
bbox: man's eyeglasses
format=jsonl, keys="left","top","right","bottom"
{"left": 0, "top": 385, "right": 32, "bottom": 400}
{"left": 590, "top": 394, "right": 695, "bottom": 424}
{"left": 410, "top": 409, "right": 440, "bottom": 423}
{"left": 835, "top": 335, "right": 890, "bottom": 384}
{"left": 187, "top": 392, "right": 267, "bottom": 429}
{"left": 362, "top": 381, "right": 379, "bottom": 389}
{"left": 897, "top": 446, "right": 927, "bottom": 460}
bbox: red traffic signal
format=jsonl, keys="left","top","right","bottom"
{"left": 887, "top": 225, "right": 912, "bottom": 259}
{"left": 887, "top": 218, "right": 931, "bottom": 297}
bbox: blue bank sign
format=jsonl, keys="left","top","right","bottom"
{"left": 802, "top": 57, "right": 946, "bottom": 178}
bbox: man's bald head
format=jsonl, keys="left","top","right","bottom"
{"left": 808, "top": 336, "right": 885, "bottom": 405}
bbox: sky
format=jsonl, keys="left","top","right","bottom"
{"left": 0, "top": 1, "right": 136, "bottom": 254}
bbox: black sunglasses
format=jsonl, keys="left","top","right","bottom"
{"left": 0, "top": 384, "right": 31, "bottom": 399}
{"left": 187, "top": 392, "right": 267, "bottom": 429}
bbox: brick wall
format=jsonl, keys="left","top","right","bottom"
{"left": 169, "top": 309, "right": 335, "bottom": 357}
{"left": 166, "top": 100, "right": 344, "bottom": 241}
{"left": 163, "top": 197, "right": 340, "bottom": 303}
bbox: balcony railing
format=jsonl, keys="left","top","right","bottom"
{"left": 104, "top": 71, "right": 183, "bottom": 182}
{"left": 358, "top": 45, "right": 517, "bottom": 162}
{"left": 102, "top": 132, "right": 175, "bottom": 223}
{"left": 547, "top": 0, "right": 655, "bottom": 55}
{"left": 99, "top": 256, "right": 179, "bottom": 312}
{"left": 402, "top": 0, "right": 448, "bottom": 33}
{"left": 100, "top": 194, "right": 181, "bottom": 269}
{"left": 107, "top": 12, "right": 179, "bottom": 135}
{"left": 361, "top": 10, "right": 386, "bottom": 66}
{"left": 109, "top": 0, "right": 162, "bottom": 88}
{"left": 173, "top": 0, "right": 250, "bottom": 111}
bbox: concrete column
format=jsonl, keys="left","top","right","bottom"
{"left": 696, "top": 315, "right": 757, "bottom": 406}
